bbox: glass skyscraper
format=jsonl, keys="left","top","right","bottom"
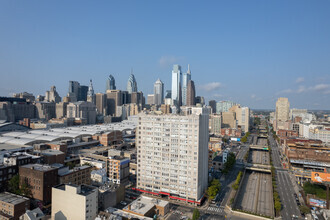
{"left": 106, "top": 74, "right": 116, "bottom": 91}
{"left": 171, "top": 64, "right": 182, "bottom": 106}
{"left": 127, "top": 73, "right": 138, "bottom": 93}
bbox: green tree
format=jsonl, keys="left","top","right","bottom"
{"left": 8, "top": 174, "right": 21, "bottom": 194}
{"left": 192, "top": 208, "right": 200, "bottom": 220}
{"left": 20, "top": 182, "right": 32, "bottom": 197}
{"left": 66, "top": 162, "right": 76, "bottom": 169}
{"left": 299, "top": 205, "right": 310, "bottom": 214}
{"left": 274, "top": 200, "right": 281, "bottom": 215}
{"left": 207, "top": 179, "right": 221, "bottom": 200}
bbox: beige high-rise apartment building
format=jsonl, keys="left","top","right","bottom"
{"left": 136, "top": 108, "right": 209, "bottom": 205}
{"left": 276, "top": 97, "right": 290, "bottom": 122}
{"left": 229, "top": 105, "right": 250, "bottom": 133}
{"left": 51, "top": 184, "right": 98, "bottom": 220}
{"left": 221, "top": 111, "right": 237, "bottom": 129}
{"left": 209, "top": 114, "right": 222, "bottom": 135}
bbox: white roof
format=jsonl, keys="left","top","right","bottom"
{"left": 0, "top": 118, "right": 137, "bottom": 147}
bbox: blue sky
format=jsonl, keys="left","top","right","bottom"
{"left": 1, "top": 1, "right": 330, "bottom": 109}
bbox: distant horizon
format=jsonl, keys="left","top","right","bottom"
{"left": 1, "top": 1, "right": 330, "bottom": 109}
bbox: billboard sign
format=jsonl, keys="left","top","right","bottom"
{"left": 230, "top": 138, "right": 241, "bottom": 142}
{"left": 311, "top": 172, "right": 330, "bottom": 183}
{"left": 309, "top": 198, "right": 326, "bottom": 208}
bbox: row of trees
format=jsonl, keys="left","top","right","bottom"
{"left": 269, "top": 148, "right": 281, "bottom": 216}
{"left": 222, "top": 152, "right": 236, "bottom": 174}
{"left": 232, "top": 171, "right": 243, "bottom": 190}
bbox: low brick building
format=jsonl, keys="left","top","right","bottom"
{"left": 19, "top": 164, "right": 58, "bottom": 205}
{"left": 99, "top": 130, "right": 123, "bottom": 146}
{"left": 58, "top": 165, "right": 92, "bottom": 185}
{"left": 0, "top": 192, "right": 30, "bottom": 220}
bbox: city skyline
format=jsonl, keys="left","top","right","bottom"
{"left": 1, "top": 1, "right": 330, "bottom": 109}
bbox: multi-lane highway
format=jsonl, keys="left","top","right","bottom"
{"left": 268, "top": 130, "right": 301, "bottom": 220}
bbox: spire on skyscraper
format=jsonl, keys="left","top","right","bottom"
{"left": 127, "top": 71, "right": 138, "bottom": 93}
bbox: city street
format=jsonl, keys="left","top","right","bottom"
{"left": 268, "top": 131, "right": 301, "bottom": 220}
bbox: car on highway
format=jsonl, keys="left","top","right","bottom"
{"left": 120, "top": 201, "right": 127, "bottom": 206}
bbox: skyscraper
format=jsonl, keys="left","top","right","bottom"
{"left": 68, "top": 81, "right": 80, "bottom": 101}
{"left": 106, "top": 90, "right": 122, "bottom": 116}
{"left": 208, "top": 100, "right": 216, "bottom": 114}
{"left": 171, "top": 64, "right": 182, "bottom": 106}
{"left": 136, "top": 108, "right": 209, "bottom": 204}
{"left": 153, "top": 79, "right": 164, "bottom": 105}
{"left": 182, "top": 64, "right": 191, "bottom": 106}
{"left": 276, "top": 97, "right": 290, "bottom": 122}
{"left": 78, "top": 85, "right": 88, "bottom": 101}
{"left": 106, "top": 74, "right": 116, "bottom": 91}
{"left": 186, "top": 80, "right": 195, "bottom": 106}
{"left": 127, "top": 71, "right": 138, "bottom": 93}
{"left": 95, "top": 93, "right": 107, "bottom": 115}
{"left": 87, "top": 79, "right": 95, "bottom": 103}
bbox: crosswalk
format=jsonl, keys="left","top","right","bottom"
{"left": 207, "top": 206, "right": 223, "bottom": 213}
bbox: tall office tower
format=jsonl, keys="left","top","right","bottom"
{"left": 208, "top": 100, "right": 216, "bottom": 114}
{"left": 136, "top": 108, "right": 209, "bottom": 205}
{"left": 182, "top": 64, "right": 191, "bottom": 106}
{"left": 121, "top": 91, "right": 129, "bottom": 104}
{"left": 68, "top": 81, "right": 80, "bottom": 101}
{"left": 186, "top": 80, "right": 196, "bottom": 106}
{"left": 154, "top": 79, "right": 164, "bottom": 105}
{"left": 127, "top": 72, "right": 138, "bottom": 93}
{"left": 66, "top": 101, "right": 97, "bottom": 124}
{"left": 87, "top": 79, "right": 95, "bottom": 103}
{"left": 45, "top": 86, "right": 61, "bottom": 103}
{"left": 276, "top": 97, "right": 290, "bottom": 122}
{"left": 229, "top": 105, "right": 250, "bottom": 133}
{"left": 216, "top": 101, "right": 237, "bottom": 114}
{"left": 95, "top": 93, "right": 107, "bottom": 115}
{"left": 106, "top": 74, "right": 116, "bottom": 91}
{"left": 171, "top": 64, "right": 182, "bottom": 106}
{"left": 147, "top": 94, "right": 154, "bottom": 105}
{"left": 106, "top": 90, "right": 122, "bottom": 116}
{"left": 78, "top": 85, "right": 88, "bottom": 101}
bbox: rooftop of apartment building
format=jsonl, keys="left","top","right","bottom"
{"left": 58, "top": 165, "right": 91, "bottom": 177}
{"left": 36, "top": 149, "right": 64, "bottom": 156}
{"left": 0, "top": 192, "right": 29, "bottom": 205}
{"left": 123, "top": 196, "right": 169, "bottom": 216}
{"left": 98, "top": 182, "right": 122, "bottom": 192}
{"left": 213, "top": 155, "right": 223, "bottom": 162}
{"left": 20, "top": 163, "right": 58, "bottom": 172}
{"left": 99, "top": 207, "right": 153, "bottom": 220}
{"left": 54, "top": 184, "right": 97, "bottom": 196}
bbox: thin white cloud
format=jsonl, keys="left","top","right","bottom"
{"left": 251, "top": 94, "right": 256, "bottom": 99}
{"left": 295, "top": 77, "right": 305, "bottom": 83}
{"left": 277, "top": 83, "right": 330, "bottom": 95}
{"left": 159, "top": 56, "right": 184, "bottom": 67}
{"left": 198, "top": 82, "right": 223, "bottom": 92}
{"left": 276, "top": 89, "right": 293, "bottom": 95}
{"left": 213, "top": 93, "right": 223, "bottom": 98}
{"left": 310, "top": 84, "right": 330, "bottom": 91}
{"left": 297, "top": 85, "right": 306, "bottom": 93}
